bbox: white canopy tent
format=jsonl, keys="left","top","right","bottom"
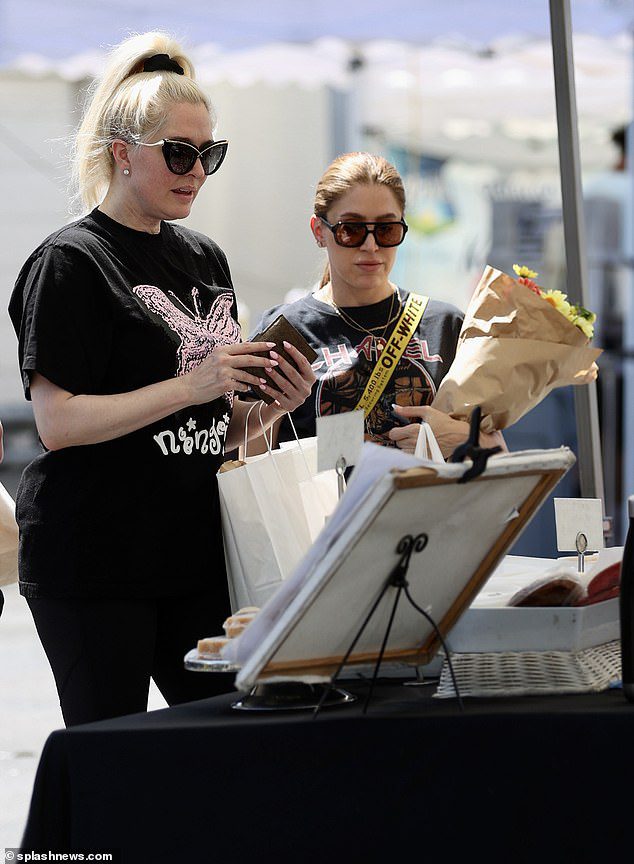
{"left": 0, "top": 0, "right": 630, "bottom": 59}
{"left": 6, "top": 25, "right": 632, "bottom": 170}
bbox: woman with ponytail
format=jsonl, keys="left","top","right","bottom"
{"left": 8, "top": 31, "right": 314, "bottom": 726}
{"left": 251, "top": 152, "right": 503, "bottom": 457}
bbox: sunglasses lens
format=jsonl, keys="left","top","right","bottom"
{"left": 334, "top": 223, "right": 368, "bottom": 247}
{"left": 200, "top": 141, "right": 228, "bottom": 176}
{"left": 375, "top": 222, "right": 406, "bottom": 246}
{"left": 163, "top": 142, "right": 197, "bottom": 175}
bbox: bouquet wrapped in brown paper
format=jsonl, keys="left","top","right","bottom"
{"left": 432, "top": 265, "right": 602, "bottom": 434}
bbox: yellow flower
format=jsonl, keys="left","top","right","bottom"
{"left": 541, "top": 289, "right": 573, "bottom": 320}
{"left": 511, "top": 262, "right": 596, "bottom": 340}
{"left": 570, "top": 306, "right": 596, "bottom": 340}
{"left": 513, "top": 264, "right": 538, "bottom": 279}
{"left": 571, "top": 316, "right": 595, "bottom": 339}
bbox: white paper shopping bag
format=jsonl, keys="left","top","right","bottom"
{"left": 0, "top": 480, "right": 19, "bottom": 587}
{"left": 277, "top": 435, "right": 339, "bottom": 541}
{"left": 217, "top": 410, "right": 338, "bottom": 610}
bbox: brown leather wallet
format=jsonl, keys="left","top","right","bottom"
{"left": 250, "top": 314, "right": 317, "bottom": 404}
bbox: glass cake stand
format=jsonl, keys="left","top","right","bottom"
{"left": 184, "top": 648, "right": 356, "bottom": 712}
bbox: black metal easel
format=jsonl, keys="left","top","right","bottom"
{"left": 313, "top": 406, "right": 501, "bottom": 718}
{"left": 312, "top": 531, "right": 465, "bottom": 717}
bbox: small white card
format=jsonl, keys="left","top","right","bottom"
{"left": 553, "top": 497, "right": 604, "bottom": 552}
{"left": 316, "top": 412, "right": 365, "bottom": 473}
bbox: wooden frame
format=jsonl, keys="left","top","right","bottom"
{"left": 233, "top": 446, "right": 576, "bottom": 690}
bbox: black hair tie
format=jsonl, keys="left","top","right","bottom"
{"left": 143, "top": 53, "right": 184, "bottom": 75}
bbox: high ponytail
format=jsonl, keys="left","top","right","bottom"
{"left": 313, "top": 152, "right": 406, "bottom": 289}
{"left": 71, "top": 31, "right": 214, "bottom": 213}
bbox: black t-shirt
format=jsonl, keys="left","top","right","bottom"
{"left": 8, "top": 208, "right": 240, "bottom": 599}
{"left": 250, "top": 289, "right": 463, "bottom": 444}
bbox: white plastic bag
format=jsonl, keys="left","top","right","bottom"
{"left": 414, "top": 421, "right": 445, "bottom": 463}
{"left": 0, "top": 480, "right": 19, "bottom": 587}
{"left": 217, "top": 405, "right": 338, "bottom": 610}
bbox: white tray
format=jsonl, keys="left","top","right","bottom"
{"left": 446, "top": 597, "right": 619, "bottom": 653}
{"left": 443, "top": 552, "right": 621, "bottom": 654}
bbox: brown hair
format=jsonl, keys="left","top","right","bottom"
{"left": 314, "top": 152, "right": 406, "bottom": 288}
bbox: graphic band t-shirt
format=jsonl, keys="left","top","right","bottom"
{"left": 8, "top": 208, "right": 240, "bottom": 599}
{"left": 251, "top": 290, "right": 463, "bottom": 444}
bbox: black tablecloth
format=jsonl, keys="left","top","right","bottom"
{"left": 21, "top": 678, "right": 634, "bottom": 863}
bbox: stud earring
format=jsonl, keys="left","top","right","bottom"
{"left": 123, "top": 168, "right": 130, "bottom": 176}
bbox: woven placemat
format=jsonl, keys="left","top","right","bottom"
{"left": 435, "top": 639, "right": 621, "bottom": 698}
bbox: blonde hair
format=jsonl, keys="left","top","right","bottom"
{"left": 314, "top": 152, "right": 406, "bottom": 288}
{"left": 71, "top": 31, "right": 214, "bottom": 212}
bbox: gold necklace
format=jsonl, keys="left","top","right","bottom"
{"left": 330, "top": 288, "right": 401, "bottom": 340}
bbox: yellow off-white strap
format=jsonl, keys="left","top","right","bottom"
{"left": 355, "top": 292, "right": 429, "bottom": 417}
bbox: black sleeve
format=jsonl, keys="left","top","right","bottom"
{"left": 9, "top": 243, "right": 113, "bottom": 400}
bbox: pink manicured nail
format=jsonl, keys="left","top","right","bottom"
{"left": 259, "top": 378, "right": 268, "bottom": 385}
{"left": 260, "top": 382, "right": 267, "bottom": 389}
{"left": 266, "top": 342, "right": 276, "bottom": 347}
{"left": 283, "top": 341, "right": 292, "bottom": 349}
{"left": 268, "top": 358, "right": 279, "bottom": 366}
{"left": 270, "top": 350, "right": 279, "bottom": 360}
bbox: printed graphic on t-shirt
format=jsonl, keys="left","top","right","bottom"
{"left": 313, "top": 333, "right": 442, "bottom": 443}
{"left": 133, "top": 285, "right": 240, "bottom": 457}
{"left": 153, "top": 413, "right": 231, "bottom": 457}
{"left": 132, "top": 285, "right": 240, "bottom": 376}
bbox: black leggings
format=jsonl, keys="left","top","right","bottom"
{"left": 27, "top": 591, "right": 235, "bottom": 727}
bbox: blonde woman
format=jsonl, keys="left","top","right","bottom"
{"left": 8, "top": 32, "right": 314, "bottom": 725}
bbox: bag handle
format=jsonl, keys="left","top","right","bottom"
{"left": 242, "top": 400, "right": 275, "bottom": 459}
{"left": 241, "top": 401, "right": 288, "bottom": 486}
{"left": 285, "top": 413, "right": 314, "bottom": 481}
{"left": 242, "top": 401, "right": 313, "bottom": 483}
{"left": 414, "top": 421, "right": 445, "bottom": 463}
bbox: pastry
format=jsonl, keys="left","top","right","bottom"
{"left": 197, "top": 607, "right": 260, "bottom": 654}
{"left": 223, "top": 607, "right": 260, "bottom": 638}
{"left": 197, "top": 635, "right": 230, "bottom": 657}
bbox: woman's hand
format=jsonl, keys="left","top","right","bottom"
{"left": 257, "top": 342, "right": 316, "bottom": 413}
{"left": 579, "top": 361, "right": 599, "bottom": 385}
{"left": 387, "top": 404, "right": 507, "bottom": 458}
{"left": 184, "top": 341, "right": 278, "bottom": 405}
{"left": 226, "top": 343, "right": 316, "bottom": 452}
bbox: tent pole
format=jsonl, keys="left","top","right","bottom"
{"left": 623, "top": 34, "right": 634, "bottom": 539}
{"left": 549, "top": 0, "right": 606, "bottom": 516}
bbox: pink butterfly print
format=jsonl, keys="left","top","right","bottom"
{"left": 132, "top": 286, "right": 241, "bottom": 377}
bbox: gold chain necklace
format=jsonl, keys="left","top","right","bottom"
{"left": 330, "top": 288, "right": 400, "bottom": 341}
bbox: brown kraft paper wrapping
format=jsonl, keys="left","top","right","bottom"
{"left": 432, "top": 265, "right": 602, "bottom": 433}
